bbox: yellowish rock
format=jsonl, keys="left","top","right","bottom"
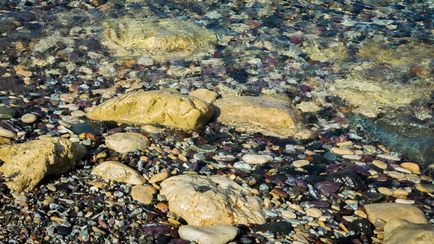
{"left": 384, "top": 219, "right": 434, "bottom": 244}
{"left": 102, "top": 17, "right": 217, "bottom": 61}
{"left": 415, "top": 183, "right": 434, "bottom": 193}
{"left": 331, "top": 147, "right": 354, "bottom": 155}
{"left": 189, "top": 88, "right": 218, "bottom": 104}
{"left": 87, "top": 90, "right": 214, "bottom": 131}
{"left": 130, "top": 185, "right": 157, "bottom": 204}
{"left": 215, "top": 95, "right": 309, "bottom": 139}
{"left": 372, "top": 160, "right": 388, "bottom": 170}
{"left": 160, "top": 175, "right": 265, "bottom": 226}
{"left": 0, "top": 138, "right": 86, "bottom": 192}
{"left": 364, "top": 203, "right": 428, "bottom": 226}
{"left": 91, "top": 161, "right": 146, "bottom": 185}
{"left": 0, "top": 126, "right": 16, "bottom": 138}
{"left": 105, "top": 132, "right": 150, "bottom": 154}
{"left": 400, "top": 162, "right": 420, "bottom": 174}
{"left": 149, "top": 170, "right": 170, "bottom": 183}
{"left": 378, "top": 187, "right": 393, "bottom": 196}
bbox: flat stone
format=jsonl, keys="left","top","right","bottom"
{"left": 160, "top": 175, "right": 265, "bottom": 226}
{"left": 364, "top": 203, "right": 428, "bottom": 226}
{"left": 306, "top": 208, "right": 322, "bottom": 218}
{"left": 242, "top": 154, "right": 273, "bottom": 165}
{"left": 215, "top": 95, "right": 309, "bottom": 139}
{"left": 293, "top": 159, "right": 309, "bottom": 168}
{"left": 88, "top": 90, "right": 214, "bottom": 131}
{"left": 148, "top": 170, "right": 169, "bottom": 183}
{"left": 415, "top": 183, "right": 434, "bottom": 193}
{"left": 386, "top": 171, "right": 405, "bottom": 179}
{"left": 178, "top": 225, "right": 238, "bottom": 244}
{"left": 91, "top": 161, "right": 146, "bottom": 185}
{"left": 130, "top": 185, "right": 156, "bottom": 205}
{"left": 0, "top": 138, "right": 86, "bottom": 192}
{"left": 189, "top": 89, "right": 218, "bottom": 104}
{"left": 105, "top": 132, "right": 150, "bottom": 154}
{"left": 101, "top": 17, "right": 217, "bottom": 61}
{"left": 0, "top": 127, "right": 16, "bottom": 138}
{"left": 378, "top": 187, "right": 393, "bottom": 196}
{"left": 20, "top": 113, "right": 37, "bottom": 124}
{"left": 331, "top": 147, "right": 354, "bottom": 155}
{"left": 400, "top": 162, "right": 420, "bottom": 174}
{"left": 384, "top": 219, "right": 434, "bottom": 244}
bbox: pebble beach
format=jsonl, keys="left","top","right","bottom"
{"left": 0, "top": 0, "right": 433, "bottom": 243}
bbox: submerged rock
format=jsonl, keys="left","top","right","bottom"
{"left": 101, "top": 17, "right": 217, "bottom": 61}
{"left": 87, "top": 90, "right": 214, "bottom": 131}
{"left": 384, "top": 219, "right": 434, "bottom": 244}
{"left": 0, "top": 138, "right": 86, "bottom": 192}
{"left": 160, "top": 175, "right": 265, "bottom": 226}
{"left": 178, "top": 225, "right": 238, "bottom": 244}
{"left": 91, "top": 161, "right": 146, "bottom": 185}
{"left": 347, "top": 112, "right": 434, "bottom": 163}
{"left": 105, "top": 132, "right": 150, "bottom": 154}
{"left": 215, "top": 95, "right": 310, "bottom": 139}
{"left": 364, "top": 203, "right": 428, "bottom": 226}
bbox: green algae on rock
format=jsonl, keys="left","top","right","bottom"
{"left": 101, "top": 17, "right": 218, "bottom": 61}
{"left": 0, "top": 137, "right": 86, "bottom": 192}
{"left": 87, "top": 90, "right": 214, "bottom": 131}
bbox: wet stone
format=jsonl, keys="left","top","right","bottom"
{"left": 348, "top": 219, "right": 373, "bottom": 238}
{"left": 253, "top": 221, "right": 293, "bottom": 235}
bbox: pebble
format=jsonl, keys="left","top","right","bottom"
{"left": 130, "top": 185, "right": 156, "bottom": 205}
{"left": 331, "top": 147, "right": 354, "bottom": 155}
{"left": 241, "top": 154, "right": 273, "bottom": 165}
{"left": 178, "top": 225, "right": 238, "bottom": 244}
{"left": 293, "top": 159, "right": 310, "bottom": 168}
{"left": 0, "top": 127, "right": 16, "bottom": 138}
{"left": 148, "top": 171, "right": 169, "bottom": 184}
{"left": 415, "top": 184, "right": 434, "bottom": 193}
{"left": 105, "top": 132, "right": 150, "bottom": 154}
{"left": 372, "top": 160, "right": 387, "bottom": 169}
{"left": 20, "top": 113, "right": 37, "bottom": 124}
{"left": 378, "top": 187, "right": 393, "bottom": 196}
{"left": 395, "top": 199, "right": 415, "bottom": 204}
{"left": 400, "top": 162, "right": 420, "bottom": 174}
{"left": 377, "top": 154, "right": 400, "bottom": 161}
{"left": 392, "top": 189, "right": 409, "bottom": 198}
{"left": 386, "top": 171, "right": 405, "bottom": 179}
{"left": 306, "top": 208, "right": 323, "bottom": 218}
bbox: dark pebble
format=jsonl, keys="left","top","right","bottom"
{"left": 253, "top": 221, "right": 293, "bottom": 235}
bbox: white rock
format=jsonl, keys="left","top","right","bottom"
{"left": 178, "top": 225, "right": 238, "bottom": 244}
{"left": 242, "top": 154, "right": 273, "bottom": 165}
{"left": 91, "top": 161, "right": 146, "bottom": 185}
{"left": 160, "top": 175, "right": 265, "bottom": 226}
{"left": 105, "top": 132, "right": 150, "bottom": 153}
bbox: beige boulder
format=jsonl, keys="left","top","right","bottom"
{"left": 160, "top": 175, "right": 265, "bottom": 226}
{"left": 101, "top": 17, "right": 217, "bottom": 61}
{"left": 384, "top": 219, "right": 434, "bottom": 244}
{"left": 189, "top": 88, "right": 218, "bottom": 104}
{"left": 91, "top": 161, "right": 146, "bottom": 185}
{"left": 87, "top": 90, "right": 214, "bottom": 131}
{"left": 215, "top": 95, "right": 309, "bottom": 138}
{"left": 178, "top": 225, "right": 239, "bottom": 244}
{"left": 364, "top": 203, "right": 428, "bottom": 226}
{"left": 0, "top": 137, "right": 86, "bottom": 192}
{"left": 105, "top": 132, "right": 150, "bottom": 154}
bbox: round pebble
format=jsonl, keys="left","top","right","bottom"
{"left": 293, "top": 160, "right": 309, "bottom": 168}
{"left": 21, "top": 113, "right": 37, "bottom": 124}
{"left": 378, "top": 187, "right": 393, "bottom": 196}
{"left": 400, "top": 162, "right": 421, "bottom": 174}
{"left": 0, "top": 127, "right": 16, "bottom": 138}
{"left": 372, "top": 160, "right": 387, "bottom": 170}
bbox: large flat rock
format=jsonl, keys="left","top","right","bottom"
{"left": 87, "top": 90, "right": 214, "bottom": 131}
{"left": 0, "top": 137, "right": 86, "bottom": 192}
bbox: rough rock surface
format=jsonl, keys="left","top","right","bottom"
{"left": 105, "top": 132, "right": 150, "bottom": 154}
{"left": 87, "top": 90, "right": 214, "bottom": 131}
{"left": 178, "top": 225, "right": 239, "bottom": 244}
{"left": 189, "top": 88, "right": 218, "bottom": 104}
{"left": 160, "top": 175, "right": 265, "bottom": 226}
{"left": 130, "top": 185, "right": 156, "bottom": 205}
{"left": 101, "top": 17, "right": 217, "bottom": 61}
{"left": 384, "top": 219, "right": 434, "bottom": 244}
{"left": 215, "top": 96, "right": 308, "bottom": 138}
{"left": 91, "top": 161, "right": 146, "bottom": 185}
{"left": 0, "top": 137, "right": 86, "bottom": 192}
{"left": 364, "top": 203, "right": 428, "bottom": 226}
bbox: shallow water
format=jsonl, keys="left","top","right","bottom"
{"left": 0, "top": 0, "right": 433, "bottom": 243}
